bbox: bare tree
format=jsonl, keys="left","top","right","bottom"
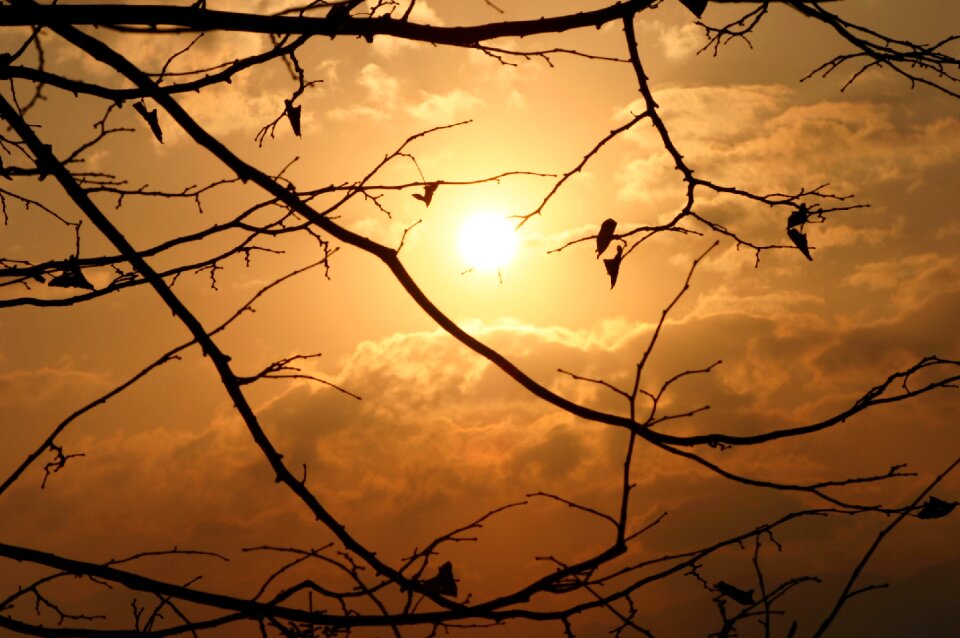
{"left": 1, "top": 1, "right": 958, "bottom": 637}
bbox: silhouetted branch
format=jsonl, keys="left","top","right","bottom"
{"left": 0, "top": 2, "right": 956, "bottom": 636}
{"left": 811, "top": 455, "right": 960, "bottom": 637}
{"left": 789, "top": 1, "right": 960, "bottom": 98}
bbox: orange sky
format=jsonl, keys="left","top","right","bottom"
{"left": 1, "top": 1, "right": 959, "bottom": 637}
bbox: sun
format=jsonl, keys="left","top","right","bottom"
{"left": 458, "top": 212, "right": 519, "bottom": 272}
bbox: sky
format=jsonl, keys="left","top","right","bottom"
{"left": 1, "top": 1, "right": 959, "bottom": 636}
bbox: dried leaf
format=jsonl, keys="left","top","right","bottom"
{"left": 419, "top": 561, "right": 457, "bottom": 597}
{"left": 284, "top": 99, "right": 302, "bottom": 137}
{"left": 545, "top": 566, "right": 594, "bottom": 593}
{"left": 787, "top": 227, "right": 813, "bottom": 261}
{"left": 715, "top": 580, "right": 755, "bottom": 606}
{"left": 36, "top": 144, "right": 55, "bottom": 181}
{"left": 412, "top": 182, "right": 439, "bottom": 207}
{"left": 678, "top": 0, "right": 708, "bottom": 18}
{"left": 596, "top": 218, "right": 617, "bottom": 258}
{"left": 917, "top": 496, "right": 958, "bottom": 520}
{"left": 787, "top": 204, "right": 809, "bottom": 229}
{"left": 603, "top": 245, "right": 623, "bottom": 289}
{"left": 133, "top": 101, "right": 163, "bottom": 143}
{"left": 47, "top": 257, "right": 94, "bottom": 291}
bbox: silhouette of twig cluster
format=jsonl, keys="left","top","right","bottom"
{"left": 0, "top": 1, "right": 958, "bottom": 637}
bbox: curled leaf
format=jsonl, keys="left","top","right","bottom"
{"left": 48, "top": 256, "right": 94, "bottom": 291}
{"left": 412, "top": 182, "right": 439, "bottom": 207}
{"left": 603, "top": 245, "right": 623, "bottom": 289}
{"left": 36, "top": 144, "right": 55, "bottom": 181}
{"left": 133, "top": 101, "right": 163, "bottom": 143}
{"left": 916, "top": 496, "right": 958, "bottom": 520}
{"left": 284, "top": 99, "right": 302, "bottom": 137}
{"left": 419, "top": 561, "right": 457, "bottom": 597}
{"left": 596, "top": 217, "right": 617, "bottom": 258}
{"left": 545, "top": 566, "right": 594, "bottom": 593}
{"left": 715, "top": 580, "right": 755, "bottom": 606}
{"left": 787, "top": 227, "right": 813, "bottom": 261}
{"left": 679, "top": 0, "right": 708, "bottom": 18}
{"left": 787, "top": 203, "right": 809, "bottom": 229}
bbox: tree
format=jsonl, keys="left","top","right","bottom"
{"left": 0, "top": 0, "right": 958, "bottom": 636}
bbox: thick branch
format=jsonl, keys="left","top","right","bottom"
{"left": 0, "top": 2, "right": 655, "bottom": 45}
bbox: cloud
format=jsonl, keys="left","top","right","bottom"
{"left": 2, "top": 302, "right": 956, "bottom": 620}
{"left": 326, "top": 63, "right": 403, "bottom": 121}
{"left": 615, "top": 85, "right": 960, "bottom": 201}
{"left": 621, "top": 84, "right": 791, "bottom": 146}
{"left": 844, "top": 253, "right": 957, "bottom": 293}
{"left": 688, "top": 285, "right": 827, "bottom": 324}
{"left": 0, "top": 365, "right": 108, "bottom": 409}
{"left": 831, "top": 252, "right": 960, "bottom": 333}
{"left": 615, "top": 152, "right": 688, "bottom": 208}
{"left": 175, "top": 73, "right": 281, "bottom": 139}
{"left": 46, "top": 28, "right": 289, "bottom": 143}
{"left": 660, "top": 22, "right": 705, "bottom": 60}
{"left": 330, "top": 64, "right": 486, "bottom": 125}
{"left": 356, "top": 62, "right": 401, "bottom": 105}
{"left": 631, "top": 17, "right": 706, "bottom": 61}
{"left": 253, "top": 288, "right": 959, "bottom": 525}
{"left": 462, "top": 38, "right": 548, "bottom": 112}
{"left": 406, "top": 89, "right": 486, "bottom": 122}
{"left": 0, "top": 363, "right": 110, "bottom": 478}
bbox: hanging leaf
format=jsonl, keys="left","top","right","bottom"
{"left": 36, "top": 144, "right": 55, "bottom": 181}
{"left": 603, "top": 245, "right": 624, "bottom": 289}
{"left": 787, "top": 204, "right": 809, "bottom": 229}
{"left": 47, "top": 257, "right": 94, "bottom": 291}
{"left": 545, "top": 566, "right": 594, "bottom": 593}
{"left": 419, "top": 561, "right": 457, "bottom": 597}
{"left": 132, "top": 101, "right": 163, "bottom": 143}
{"left": 715, "top": 581, "right": 755, "bottom": 606}
{"left": 916, "top": 496, "right": 958, "bottom": 520}
{"left": 596, "top": 218, "right": 617, "bottom": 258}
{"left": 787, "top": 227, "right": 813, "bottom": 261}
{"left": 412, "top": 182, "right": 439, "bottom": 207}
{"left": 284, "top": 99, "right": 302, "bottom": 137}
{"left": 678, "top": 0, "right": 708, "bottom": 18}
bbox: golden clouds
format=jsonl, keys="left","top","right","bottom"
{"left": 0, "top": 365, "right": 108, "bottom": 409}
{"left": 2, "top": 303, "right": 957, "bottom": 618}
{"left": 1, "top": 3, "right": 958, "bottom": 634}
{"left": 616, "top": 85, "right": 960, "bottom": 201}
{"left": 327, "top": 62, "right": 486, "bottom": 123}
{"left": 356, "top": 62, "right": 401, "bottom": 105}
{"left": 407, "top": 88, "right": 486, "bottom": 122}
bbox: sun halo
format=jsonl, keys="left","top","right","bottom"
{"left": 458, "top": 211, "right": 519, "bottom": 272}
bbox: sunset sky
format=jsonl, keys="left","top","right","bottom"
{"left": 1, "top": 1, "right": 958, "bottom": 636}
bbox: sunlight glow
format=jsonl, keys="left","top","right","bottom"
{"left": 458, "top": 212, "right": 519, "bottom": 272}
